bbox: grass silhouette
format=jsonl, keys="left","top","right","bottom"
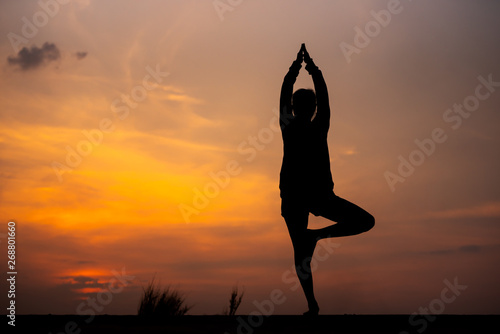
{"left": 223, "top": 284, "right": 244, "bottom": 316}
{"left": 137, "top": 277, "right": 191, "bottom": 317}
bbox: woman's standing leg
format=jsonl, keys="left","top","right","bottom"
{"left": 284, "top": 211, "right": 320, "bottom": 314}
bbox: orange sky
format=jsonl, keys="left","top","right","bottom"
{"left": 1, "top": 0, "right": 500, "bottom": 316}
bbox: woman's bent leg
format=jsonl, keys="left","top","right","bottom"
{"left": 311, "top": 194, "right": 375, "bottom": 240}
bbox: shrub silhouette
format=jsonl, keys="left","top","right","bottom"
{"left": 138, "top": 277, "right": 191, "bottom": 317}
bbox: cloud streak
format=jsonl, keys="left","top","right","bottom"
{"left": 427, "top": 201, "right": 500, "bottom": 220}
{"left": 428, "top": 244, "right": 482, "bottom": 256}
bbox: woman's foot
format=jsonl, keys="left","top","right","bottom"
{"left": 303, "top": 302, "right": 319, "bottom": 316}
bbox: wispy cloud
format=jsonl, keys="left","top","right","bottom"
{"left": 7, "top": 42, "right": 60, "bottom": 70}
{"left": 75, "top": 51, "right": 88, "bottom": 60}
{"left": 166, "top": 93, "right": 204, "bottom": 104}
{"left": 6, "top": 42, "right": 88, "bottom": 71}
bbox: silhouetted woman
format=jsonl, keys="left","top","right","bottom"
{"left": 279, "top": 44, "right": 375, "bottom": 315}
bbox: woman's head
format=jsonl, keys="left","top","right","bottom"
{"left": 292, "top": 89, "right": 316, "bottom": 120}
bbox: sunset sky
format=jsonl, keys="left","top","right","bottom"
{"left": 1, "top": 0, "right": 499, "bottom": 316}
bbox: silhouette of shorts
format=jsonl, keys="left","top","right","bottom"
{"left": 281, "top": 191, "right": 338, "bottom": 218}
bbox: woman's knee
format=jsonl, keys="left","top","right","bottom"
{"left": 360, "top": 213, "right": 375, "bottom": 233}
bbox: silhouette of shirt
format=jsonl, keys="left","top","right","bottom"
{"left": 279, "top": 61, "right": 334, "bottom": 199}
